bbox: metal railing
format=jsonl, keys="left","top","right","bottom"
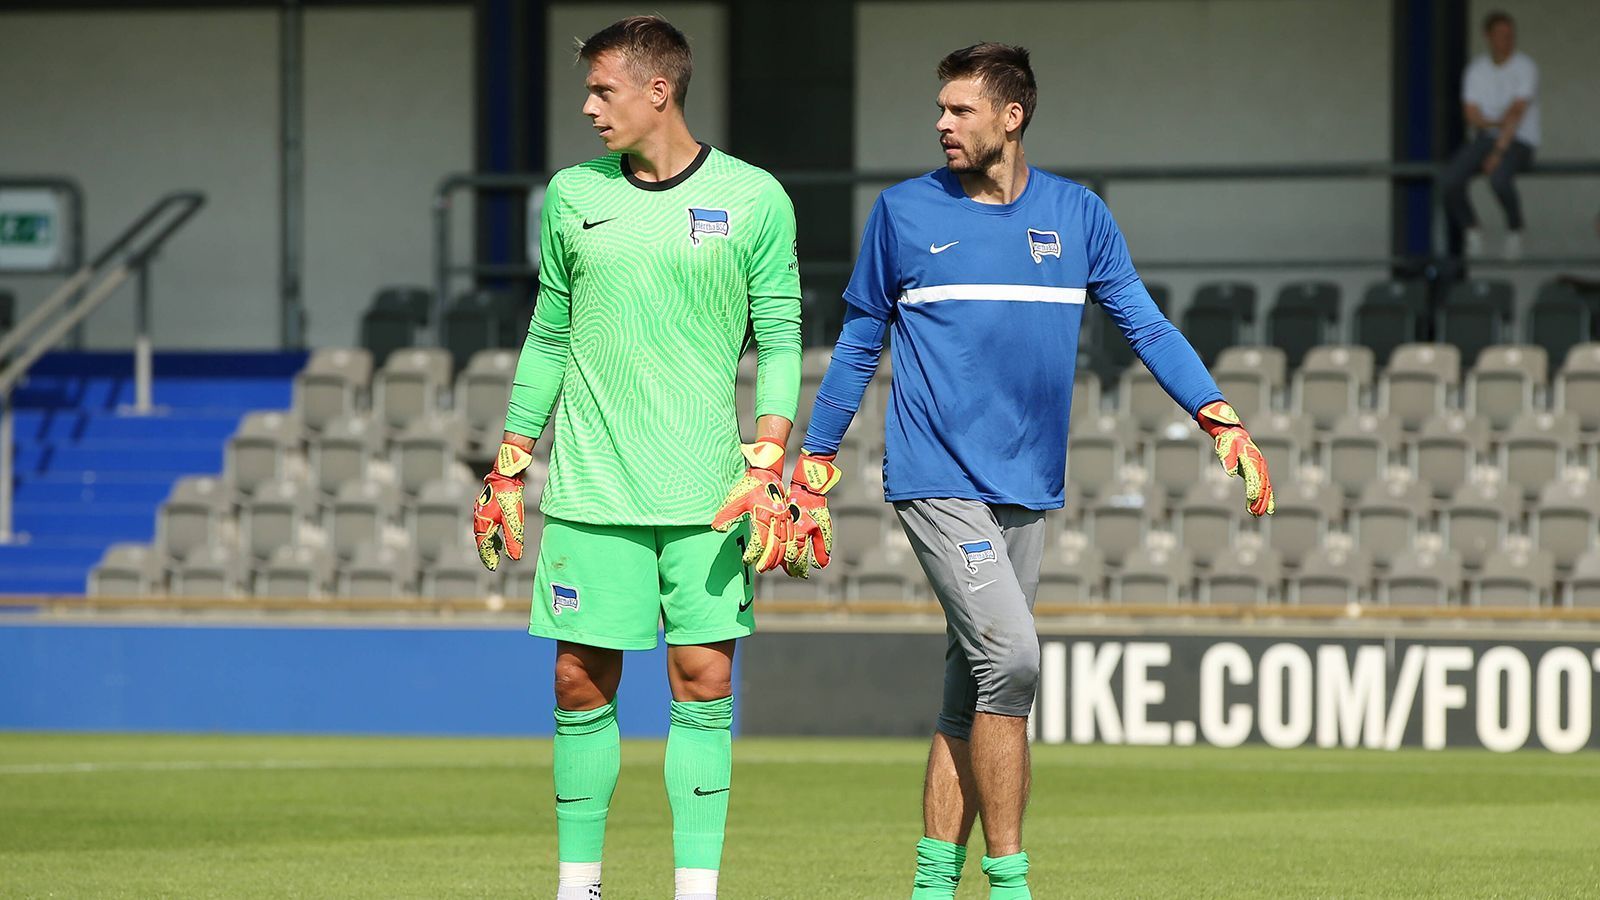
{"left": 0, "top": 191, "right": 206, "bottom": 543}
{"left": 432, "top": 159, "right": 1600, "bottom": 325}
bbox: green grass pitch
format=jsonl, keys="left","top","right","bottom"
{"left": 2, "top": 734, "right": 1598, "bottom": 898}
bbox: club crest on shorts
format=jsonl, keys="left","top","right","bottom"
{"left": 1027, "top": 228, "right": 1061, "bottom": 264}
{"left": 959, "top": 540, "right": 997, "bottom": 574}
{"left": 551, "top": 583, "right": 580, "bottom": 615}
{"left": 688, "top": 207, "right": 730, "bottom": 245}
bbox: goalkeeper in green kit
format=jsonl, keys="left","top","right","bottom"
{"left": 470, "top": 16, "right": 802, "bottom": 900}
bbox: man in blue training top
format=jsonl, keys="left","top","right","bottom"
{"left": 781, "top": 44, "right": 1275, "bottom": 899}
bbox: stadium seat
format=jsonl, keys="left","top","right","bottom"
{"left": 172, "top": 543, "right": 245, "bottom": 598}
{"left": 1380, "top": 343, "right": 1460, "bottom": 431}
{"left": 393, "top": 411, "right": 466, "bottom": 497}
{"left": 294, "top": 348, "right": 373, "bottom": 434}
{"left": 243, "top": 477, "right": 314, "bottom": 560}
{"left": 1445, "top": 278, "right": 1515, "bottom": 321}
{"left": 1265, "top": 480, "right": 1342, "bottom": 568}
{"left": 1288, "top": 537, "right": 1371, "bottom": 605}
{"left": 763, "top": 560, "right": 844, "bottom": 604}
{"left": 1378, "top": 539, "right": 1462, "bottom": 606}
{"left": 1086, "top": 480, "right": 1163, "bottom": 567}
{"left": 1293, "top": 345, "right": 1374, "bottom": 431}
{"left": 1438, "top": 280, "right": 1514, "bottom": 369}
{"left": 1501, "top": 411, "right": 1579, "bottom": 500}
{"left": 830, "top": 503, "right": 890, "bottom": 568}
{"left": 1038, "top": 531, "right": 1104, "bottom": 602}
{"left": 359, "top": 286, "right": 432, "bottom": 368}
{"left": 1323, "top": 412, "right": 1400, "bottom": 498}
{"left": 1268, "top": 280, "right": 1340, "bottom": 370}
{"left": 457, "top": 349, "right": 517, "bottom": 455}
{"left": 442, "top": 290, "right": 525, "bottom": 372}
{"left": 1352, "top": 477, "right": 1431, "bottom": 567}
{"left": 1443, "top": 479, "right": 1522, "bottom": 570}
{"left": 1199, "top": 537, "right": 1282, "bottom": 604}
{"left": 1179, "top": 303, "right": 1242, "bottom": 368}
{"left": 252, "top": 544, "right": 333, "bottom": 598}
{"left": 1111, "top": 539, "right": 1193, "bottom": 604}
{"left": 1527, "top": 282, "right": 1592, "bottom": 376}
{"left": 311, "top": 415, "right": 378, "bottom": 498}
{"left": 340, "top": 544, "right": 417, "bottom": 597}
{"left": 505, "top": 565, "right": 538, "bottom": 608}
{"left": 374, "top": 347, "right": 452, "bottom": 432}
{"left": 848, "top": 533, "right": 925, "bottom": 603}
{"left": 1566, "top": 548, "right": 1600, "bottom": 607}
{"left": 1192, "top": 280, "right": 1258, "bottom": 325}
{"left": 88, "top": 543, "right": 164, "bottom": 596}
{"left": 422, "top": 541, "right": 491, "bottom": 599}
{"left": 1145, "top": 281, "right": 1172, "bottom": 315}
{"left": 1067, "top": 412, "right": 1135, "bottom": 498}
{"left": 410, "top": 477, "right": 481, "bottom": 563}
{"left": 1245, "top": 411, "right": 1313, "bottom": 484}
{"left": 1213, "top": 345, "right": 1286, "bottom": 418}
{"left": 329, "top": 480, "right": 401, "bottom": 560}
{"left": 1553, "top": 343, "right": 1600, "bottom": 431}
{"left": 1410, "top": 412, "right": 1488, "bottom": 500}
{"left": 1118, "top": 364, "right": 1181, "bottom": 433}
{"left": 1173, "top": 478, "right": 1241, "bottom": 563}
{"left": 1149, "top": 418, "right": 1212, "bottom": 500}
{"left": 1532, "top": 477, "right": 1600, "bottom": 571}
{"left": 1071, "top": 368, "right": 1100, "bottom": 425}
{"left": 1467, "top": 345, "right": 1546, "bottom": 432}
{"left": 157, "top": 474, "right": 229, "bottom": 562}
{"left": 227, "top": 410, "right": 300, "bottom": 497}
{"left": 1475, "top": 541, "right": 1554, "bottom": 607}
{"left": 1354, "top": 280, "right": 1427, "bottom": 367}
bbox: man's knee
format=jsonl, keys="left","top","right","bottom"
{"left": 554, "top": 651, "right": 620, "bottom": 709}
{"left": 976, "top": 638, "right": 1041, "bottom": 716}
{"left": 1489, "top": 169, "right": 1518, "bottom": 196}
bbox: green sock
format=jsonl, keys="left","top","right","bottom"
{"left": 981, "top": 851, "right": 1031, "bottom": 899}
{"left": 664, "top": 696, "right": 735, "bottom": 870}
{"left": 553, "top": 699, "right": 620, "bottom": 864}
{"left": 911, "top": 836, "right": 967, "bottom": 898}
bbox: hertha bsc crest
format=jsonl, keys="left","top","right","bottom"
{"left": 1027, "top": 228, "right": 1061, "bottom": 263}
{"left": 552, "top": 583, "right": 580, "bottom": 615}
{"left": 688, "top": 208, "right": 731, "bottom": 245}
{"left": 959, "top": 540, "right": 998, "bottom": 574}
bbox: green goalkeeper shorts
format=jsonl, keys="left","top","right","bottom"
{"left": 528, "top": 515, "right": 756, "bottom": 650}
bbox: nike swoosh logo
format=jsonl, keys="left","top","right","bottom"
{"left": 929, "top": 240, "right": 959, "bottom": 254}
{"left": 738, "top": 597, "right": 753, "bottom": 613}
{"left": 555, "top": 795, "right": 592, "bottom": 804}
{"left": 970, "top": 579, "right": 996, "bottom": 591}
{"left": 693, "top": 786, "right": 730, "bottom": 797}
{"left": 581, "top": 218, "right": 614, "bottom": 230}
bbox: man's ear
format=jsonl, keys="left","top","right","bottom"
{"left": 1005, "top": 101, "right": 1026, "bottom": 137}
{"left": 650, "top": 76, "right": 672, "bottom": 110}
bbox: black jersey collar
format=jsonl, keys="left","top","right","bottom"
{"left": 622, "top": 142, "right": 711, "bottom": 192}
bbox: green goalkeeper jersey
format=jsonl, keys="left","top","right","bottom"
{"left": 505, "top": 143, "right": 803, "bottom": 526}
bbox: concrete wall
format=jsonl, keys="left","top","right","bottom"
{"left": 0, "top": 6, "right": 472, "bottom": 350}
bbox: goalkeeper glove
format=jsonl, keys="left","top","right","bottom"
{"left": 711, "top": 438, "right": 792, "bottom": 573}
{"left": 1195, "top": 400, "right": 1275, "bottom": 517}
{"left": 783, "top": 450, "right": 842, "bottom": 578}
{"left": 474, "top": 441, "right": 534, "bottom": 571}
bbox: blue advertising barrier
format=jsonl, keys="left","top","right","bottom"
{"left": 0, "top": 623, "right": 718, "bottom": 736}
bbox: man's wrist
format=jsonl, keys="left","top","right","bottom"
{"left": 501, "top": 431, "right": 536, "bottom": 453}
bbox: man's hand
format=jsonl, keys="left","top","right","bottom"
{"left": 1195, "top": 401, "right": 1275, "bottom": 517}
{"left": 474, "top": 441, "right": 534, "bottom": 570}
{"left": 712, "top": 438, "right": 792, "bottom": 573}
{"left": 1482, "top": 148, "right": 1505, "bottom": 175}
{"left": 783, "top": 450, "right": 842, "bottom": 578}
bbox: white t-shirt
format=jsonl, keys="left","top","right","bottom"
{"left": 1462, "top": 51, "right": 1540, "bottom": 147}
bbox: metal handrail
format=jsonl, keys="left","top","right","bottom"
{"left": 0, "top": 191, "right": 206, "bottom": 543}
{"left": 431, "top": 158, "right": 1600, "bottom": 323}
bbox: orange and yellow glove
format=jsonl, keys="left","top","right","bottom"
{"left": 1195, "top": 400, "right": 1275, "bottom": 517}
{"left": 711, "top": 438, "right": 793, "bottom": 573}
{"left": 474, "top": 441, "right": 533, "bottom": 571}
{"left": 783, "top": 450, "right": 842, "bottom": 578}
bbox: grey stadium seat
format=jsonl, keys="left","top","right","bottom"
{"left": 1410, "top": 412, "right": 1488, "bottom": 500}
{"left": 1566, "top": 548, "right": 1600, "bottom": 608}
{"left": 172, "top": 543, "right": 245, "bottom": 598}
{"left": 847, "top": 543, "right": 926, "bottom": 603}
{"left": 1213, "top": 346, "right": 1286, "bottom": 419}
{"left": 1353, "top": 477, "right": 1431, "bottom": 567}
{"left": 1118, "top": 364, "right": 1178, "bottom": 433}
{"left": 411, "top": 477, "right": 486, "bottom": 563}
{"left": 422, "top": 541, "right": 492, "bottom": 599}
{"left": 1192, "top": 280, "right": 1258, "bottom": 325}
{"left": 457, "top": 349, "right": 517, "bottom": 455}
{"left": 242, "top": 477, "right": 315, "bottom": 560}
{"left": 1553, "top": 343, "right": 1600, "bottom": 431}
{"left": 1200, "top": 539, "right": 1282, "bottom": 604}
{"left": 393, "top": 411, "right": 467, "bottom": 497}
{"left": 1067, "top": 413, "right": 1135, "bottom": 498}
{"left": 1268, "top": 280, "right": 1340, "bottom": 370}
{"left": 1354, "top": 280, "right": 1428, "bottom": 367}
{"left": 1475, "top": 544, "right": 1555, "bottom": 608}
{"left": 329, "top": 480, "right": 401, "bottom": 561}
{"left": 1293, "top": 345, "right": 1374, "bottom": 431}
{"left": 1038, "top": 532, "right": 1104, "bottom": 602}
{"left": 1071, "top": 368, "right": 1100, "bottom": 426}
{"left": 295, "top": 348, "right": 373, "bottom": 434}
{"left": 1112, "top": 542, "right": 1193, "bottom": 604}
{"left": 1381, "top": 343, "right": 1460, "bottom": 432}
{"left": 1289, "top": 540, "right": 1372, "bottom": 605}
{"left": 252, "top": 544, "right": 334, "bottom": 598}
{"left": 1501, "top": 411, "right": 1579, "bottom": 500}
{"left": 89, "top": 543, "right": 164, "bottom": 596}
{"left": 1443, "top": 480, "right": 1522, "bottom": 570}
{"left": 763, "top": 556, "right": 847, "bottom": 604}
{"left": 1246, "top": 411, "right": 1314, "bottom": 485}
{"left": 1174, "top": 479, "right": 1242, "bottom": 563}
{"left": 374, "top": 347, "right": 452, "bottom": 431}
{"left": 340, "top": 544, "right": 418, "bottom": 598}
{"left": 158, "top": 474, "right": 228, "bottom": 562}
{"left": 311, "top": 415, "right": 379, "bottom": 498}
{"left": 1265, "top": 480, "right": 1343, "bottom": 569}
{"left": 1467, "top": 345, "right": 1547, "bottom": 432}
{"left": 1379, "top": 544, "right": 1462, "bottom": 606}
{"left": 830, "top": 503, "right": 890, "bottom": 568}
{"left": 1324, "top": 412, "right": 1401, "bottom": 498}
{"left": 1148, "top": 419, "right": 1212, "bottom": 501}
{"left": 1533, "top": 478, "right": 1600, "bottom": 570}
{"left": 227, "top": 410, "right": 301, "bottom": 497}
{"left": 1086, "top": 481, "right": 1164, "bottom": 567}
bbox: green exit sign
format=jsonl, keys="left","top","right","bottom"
{"left": 0, "top": 213, "right": 53, "bottom": 246}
